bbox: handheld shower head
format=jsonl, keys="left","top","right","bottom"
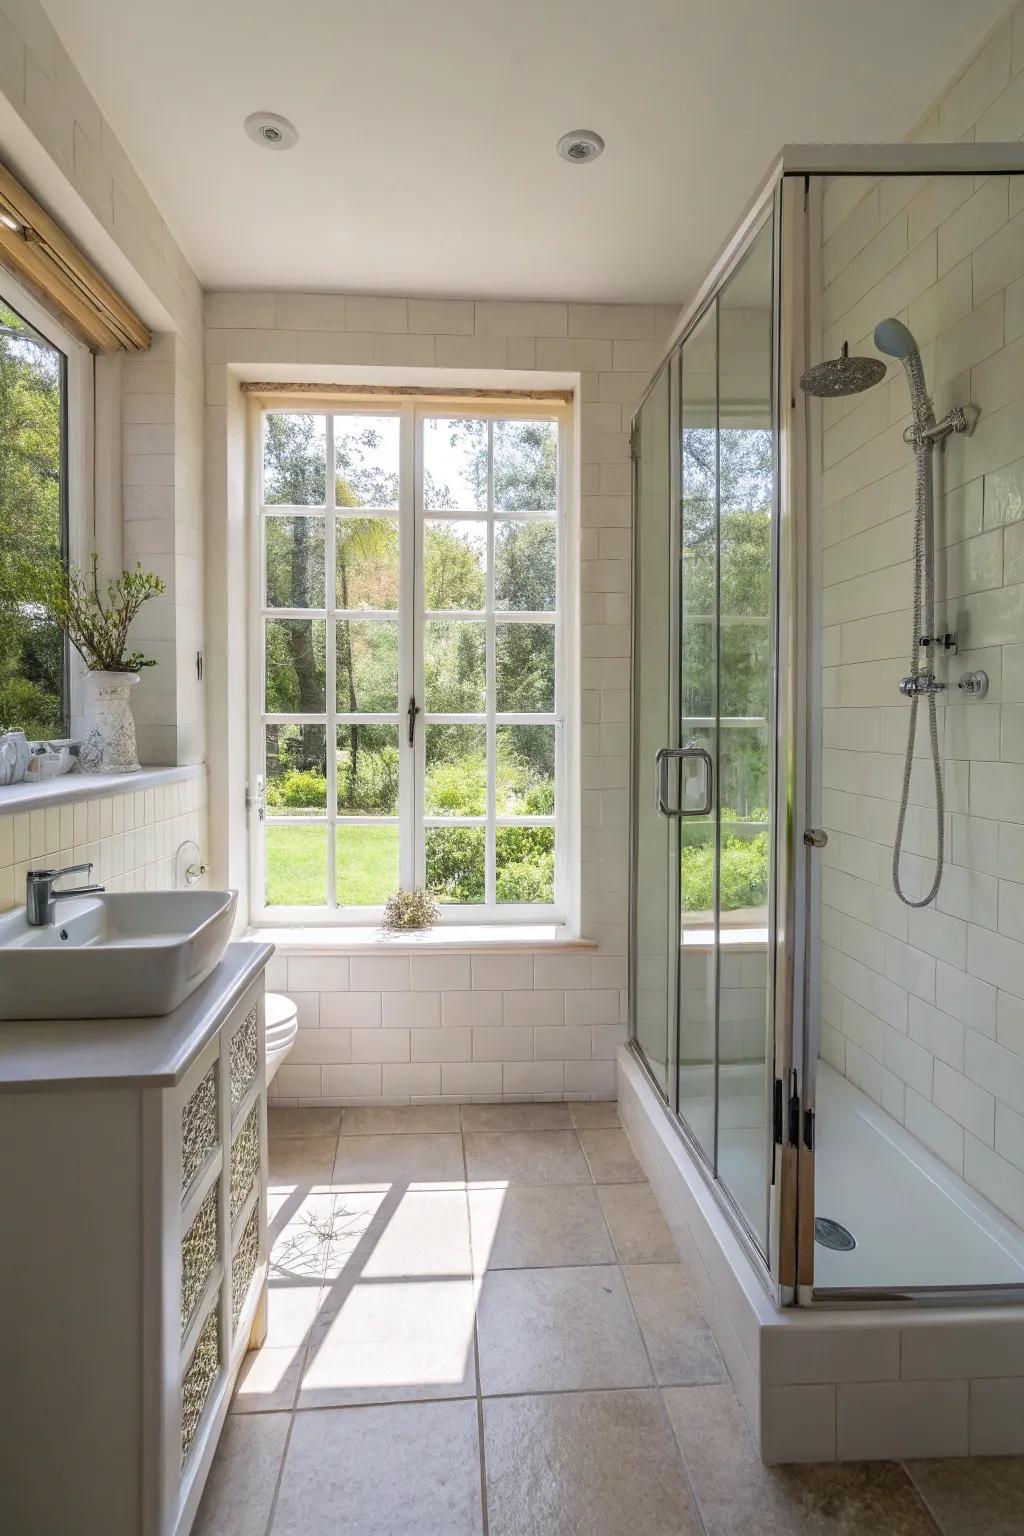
{"left": 873, "top": 317, "right": 919, "bottom": 362}
{"left": 873, "top": 317, "right": 933, "bottom": 432}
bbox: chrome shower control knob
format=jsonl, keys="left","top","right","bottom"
{"left": 958, "top": 670, "right": 989, "bottom": 698}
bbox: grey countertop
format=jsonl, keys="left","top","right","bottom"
{"left": 0, "top": 941, "right": 274, "bottom": 1091}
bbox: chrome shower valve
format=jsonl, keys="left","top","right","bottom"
{"left": 899, "top": 673, "right": 945, "bottom": 696}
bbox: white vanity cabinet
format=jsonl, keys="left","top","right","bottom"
{"left": 0, "top": 942, "right": 274, "bottom": 1536}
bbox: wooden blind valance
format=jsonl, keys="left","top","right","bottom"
{"left": 240, "top": 382, "right": 573, "bottom": 403}
{"left": 0, "top": 160, "right": 150, "bottom": 353}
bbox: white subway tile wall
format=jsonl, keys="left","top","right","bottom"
{"left": 206, "top": 292, "right": 676, "bottom": 1104}
{"left": 0, "top": 774, "right": 207, "bottom": 917}
{"left": 265, "top": 947, "right": 627, "bottom": 1104}
{"left": 123, "top": 332, "right": 206, "bottom": 768}
{"left": 817, "top": 6, "right": 1024, "bottom": 1229}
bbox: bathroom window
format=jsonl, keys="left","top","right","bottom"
{"left": 253, "top": 403, "right": 566, "bottom": 921}
{"left": 0, "top": 279, "right": 77, "bottom": 738}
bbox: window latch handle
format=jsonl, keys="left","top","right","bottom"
{"left": 407, "top": 696, "right": 420, "bottom": 748}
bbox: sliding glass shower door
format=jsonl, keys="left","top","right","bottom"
{"left": 630, "top": 216, "right": 779, "bottom": 1263}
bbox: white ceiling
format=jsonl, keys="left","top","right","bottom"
{"left": 43, "top": 0, "right": 1007, "bottom": 304}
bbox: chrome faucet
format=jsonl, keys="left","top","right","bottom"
{"left": 25, "top": 864, "right": 105, "bottom": 927}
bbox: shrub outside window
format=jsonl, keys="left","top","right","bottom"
{"left": 0, "top": 291, "right": 69, "bottom": 736}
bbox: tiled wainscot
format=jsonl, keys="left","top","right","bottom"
{"left": 0, "top": 767, "right": 208, "bottom": 915}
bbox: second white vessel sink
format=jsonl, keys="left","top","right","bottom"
{"left": 0, "top": 889, "right": 237, "bottom": 1020}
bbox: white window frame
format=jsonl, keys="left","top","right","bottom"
{"left": 249, "top": 395, "right": 570, "bottom": 927}
{"left": 0, "top": 268, "right": 93, "bottom": 734}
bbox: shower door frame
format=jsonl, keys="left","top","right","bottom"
{"left": 628, "top": 355, "right": 682, "bottom": 1106}
{"left": 787, "top": 141, "right": 1024, "bottom": 1306}
{"left": 629, "top": 169, "right": 798, "bottom": 1304}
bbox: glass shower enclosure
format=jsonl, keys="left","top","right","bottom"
{"left": 630, "top": 143, "right": 1024, "bottom": 1305}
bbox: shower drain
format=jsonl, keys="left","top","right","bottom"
{"left": 814, "top": 1217, "right": 856, "bottom": 1252}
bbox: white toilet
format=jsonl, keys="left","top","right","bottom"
{"left": 265, "top": 992, "right": 298, "bottom": 1085}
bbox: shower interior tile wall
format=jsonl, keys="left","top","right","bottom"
{"left": 817, "top": 7, "right": 1024, "bottom": 1230}
{"left": 0, "top": 775, "right": 207, "bottom": 915}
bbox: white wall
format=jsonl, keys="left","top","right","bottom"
{"left": 0, "top": 0, "right": 207, "bottom": 767}
{"left": 816, "top": 5, "right": 1024, "bottom": 1227}
{"left": 204, "top": 294, "right": 676, "bottom": 1102}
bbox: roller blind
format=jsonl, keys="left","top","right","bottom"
{"left": 0, "top": 160, "right": 150, "bottom": 353}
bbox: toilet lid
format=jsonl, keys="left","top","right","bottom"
{"left": 265, "top": 992, "right": 299, "bottom": 1030}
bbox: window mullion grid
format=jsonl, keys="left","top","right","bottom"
{"left": 485, "top": 419, "right": 496, "bottom": 911}
{"left": 325, "top": 411, "right": 338, "bottom": 910}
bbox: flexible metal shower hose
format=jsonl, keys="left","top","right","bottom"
{"left": 892, "top": 432, "right": 944, "bottom": 907}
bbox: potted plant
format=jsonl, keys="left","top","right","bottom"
{"left": 381, "top": 888, "right": 439, "bottom": 933}
{"left": 28, "top": 555, "right": 165, "bottom": 774}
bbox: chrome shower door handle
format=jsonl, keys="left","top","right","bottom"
{"left": 655, "top": 744, "right": 714, "bottom": 818}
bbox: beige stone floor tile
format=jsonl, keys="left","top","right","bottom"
{"left": 477, "top": 1264, "right": 651, "bottom": 1395}
{"left": 263, "top": 1279, "right": 326, "bottom": 1349}
{"left": 331, "top": 1188, "right": 473, "bottom": 1282}
{"left": 597, "top": 1182, "right": 679, "bottom": 1263}
{"left": 341, "top": 1104, "right": 461, "bottom": 1135}
{"left": 298, "top": 1276, "right": 477, "bottom": 1407}
{"left": 267, "top": 1135, "right": 338, "bottom": 1190}
{"left": 230, "top": 1345, "right": 305, "bottom": 1414}
{"left": 624, "top": 1263, "right": 726, "bottom": 1385}
{"left": 484, "top": 1389, "right": 701, "bottom": 1536}
{"left": 569, "top": 1100, "right": 620, "bottom": 1128}
{"left": 463, "top": 1129, "right": 591, "bottom": 1185}
{"left": 193, "top": 1411, "right": 289, "bottom": 1535}
{"left": 663, "top": 1381, "right": 813, "bottom": 1535}
{"left": 461, "top": 1102, "right": 572, "bottom": 1131}
{"left": 270, "top": 1399, "right": 483, "bottom": 1535}
{"left": 318, "top": 1190, "right": 387, "bottom": 1277}
{"left": 906, "top": 1456, "right": 1024, "bottom": 1536}
{"left": 577, "top": 1127, "right": 646, "bottom": 1183}
{"left": 332, "top": 1131, "right": 466, "bottom": 1189}
{"left": 469, "top": 1184, "right": 617, "bottom": 1270}
{"left": 791, "top": 1463, "right": 941, "bottom": 1534}
{"left": 663, "top": 1383, "right": 940, "bottom": 1535}
{"left": 268, "top": 1106, "right": 342, "bottom": 1138}
{"left": 268, "top": 1194, "right": 337, "bottom": 1280}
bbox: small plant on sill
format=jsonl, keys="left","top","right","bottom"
{"left": 26, "top": 554, "right": 165, "bottom": 672}
{"left": 381, "top": 887, "right": 439, "bottom": 932}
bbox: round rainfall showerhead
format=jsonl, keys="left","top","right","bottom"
{"left": 798, "top": 341, "right": 886, "bottom": 399}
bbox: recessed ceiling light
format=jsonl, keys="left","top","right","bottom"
{"left": 556, "top": 130, "right": 604, "bottom": 165}
{"left": 244, "top": 112, "right": 299, "bottom": 151}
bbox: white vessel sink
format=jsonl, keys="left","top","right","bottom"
{"left": 0, "top": 890, "right": 237, "bottom": 1020}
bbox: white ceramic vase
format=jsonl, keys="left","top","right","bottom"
{"left": 81, "top": 670, "right": 141, "bottom": 774}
